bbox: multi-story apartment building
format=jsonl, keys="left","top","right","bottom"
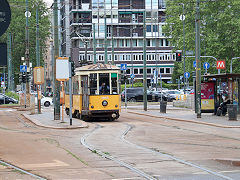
{"left": 60, "top": 0, "right": 175, "bottom": 85}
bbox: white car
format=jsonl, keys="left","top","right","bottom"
{"left": 34, "top": 94, "right": 53, "bottom": 107}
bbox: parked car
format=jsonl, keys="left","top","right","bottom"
{"left": 0, "top": 93, "right": 18, "bottom": 105}
{"left": 34, "top": 94, "right": 53, "bottom": 107}
{"left": 121, "top": 88, "right": 165, "bottom": 102}
{"left": 164, "top": 90, "right": 184, "bottom": 100}
{"left": 148, "top": 91, "right": 168, "bottom": 102}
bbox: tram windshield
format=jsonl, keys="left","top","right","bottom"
{"left": 99, "top": 73, "right": 110, "bottom": 95}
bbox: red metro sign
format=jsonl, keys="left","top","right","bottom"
{"left": 216, "top": 60, "right": 226, "bottom": 69}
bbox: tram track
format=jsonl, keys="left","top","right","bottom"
{"left": 0, "top": 159, "right": 47, "bottom": 180}
{"left": 121, "top": 113, "right": 240, "bottom": 149}
{"left": 81, "top": 120, "right": 236, "bottom": 180}
{"left": 81, "top": 124, "right": 157, "bottom": 180}
{"left": 121, "top": 123, "right": 234, "bottom": 180}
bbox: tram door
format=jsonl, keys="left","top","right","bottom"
{"left": 82, "top": 76, "right": 89, "bottom": 110}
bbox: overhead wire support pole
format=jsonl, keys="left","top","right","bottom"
{"left": 53, "top": 0, "right": 60, "bottom": 120}
{"left": 93, "top": 23, "right": 96, "bottom": 64}
{"left": 25, "top": 0, "right": 30, "bottom": 94}
{"left": 104, "top": 13, "right": 108, "bottom": 64}
{"left": 195, "top": 0, "right": 201, "bottom": 118}
{"left": 36, "top": 7, "right": 40, "bottom": 67}
{"left": 7, "top": 32, "right": 12, "bottom": 91}
{"left": 181, "top": 3, "right": 186, "bottom": 94}
{"left": 111, "top": 25, "right": 114, "bottom": 65}
{"left": 143, "top": 11, "right": 147, "bottom": 111}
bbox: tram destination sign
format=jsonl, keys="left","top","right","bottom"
{"left": 0, "top": 0, "right": 11, "bottom": 37}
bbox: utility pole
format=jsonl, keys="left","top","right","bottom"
{"left": 195, "top": 0, "right": 201, "bottom": 118}
{"left": 143, "top": 11, "right": 147, "bottom": 111}
{"left": 25, "top": 0, "right": 30, "bottom": 94}
{"left": 53, "top": 0, "right": 60, "bottom": 120}
{"left": 93, "top": 23, "right": 96, "bottom": 64}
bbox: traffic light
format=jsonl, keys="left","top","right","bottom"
{"left": 26, "top": 72, "right": 31, "bottom": 82}
{"left": 71, "top": 61, "right": 75, "bottom": 77}
{"left": 19, "top": 74, "right": 22, "bottom": 83}
{"left": 176, "top": 52, "right": 182, "bottom": 62}
{"left": 22, "top": 73, "right": 26, "bottom": 83}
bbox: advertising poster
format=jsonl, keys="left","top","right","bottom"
{"left": 201, "top": 82, "right": 215, "bottom": 111}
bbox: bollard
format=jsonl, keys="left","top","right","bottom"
{"left": 160, "top": 101, "right": 167, "bottom": 113}
{"left": 227, "top": 104, "right": 237, "bottom": 121}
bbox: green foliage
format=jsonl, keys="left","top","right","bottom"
{"left": 5, "top": 91, "right": 19, "bottom": 100}
{"left": 121, "top": 82, "right": 143, "bottom": 91}
{"left": 165, "top": 0, "right": 240, "bottom": 78}
{"left": 0, "top": 0, "right": 51, "bottom": 85}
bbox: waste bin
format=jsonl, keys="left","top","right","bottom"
{"left": 227, "top": 104, "right": 238, "bottom": 121}
{"left": 160, "top": 101, "right": 167, "bottom": 113}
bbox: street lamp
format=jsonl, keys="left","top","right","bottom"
{"left": 179, "top": 3, "right": 186, "bottom": 94}
{"left": 230, "top": 57, "right": 240, "bottom": 73}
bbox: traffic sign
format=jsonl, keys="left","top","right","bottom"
{"left": 184, "top": 72, "right": 190, "bottom": 79}
{"left": 216, "top": 60, "right": 226, "bottom": 69}
{"left": 130, "top": 74, "right": 135, "bottom": 79}
{"left": 120, "top": 63, "right": 127, "bottom": 71}
{"left": 203, "top": 62, "right": 210, "bottom": 69}
{"left": 0, "top": 0, "right": 11, "bottom": 37}
{"left": 20, "top": 65, "right": 27, "bottom": 72}
{"left": 193, "top": 61, "right": 196, "bottom": 68}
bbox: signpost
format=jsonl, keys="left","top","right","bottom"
{"left": 216, "top": 60, "right": 226, "bottom": 70}
{"left": 120, "top": 63, "right": 127, "bottom": 71}
{"left": 193, "top": 61, "right": 196, "bottom": 68}
{"left": 20, "top": 65, "right": 27, "bottom": 73}
{"left": 121, "top": 63, "right": 127, "bottom": 109}
{"left": 203, "top": 62, "right": 210, "bottom": 74}
{"left": 184, "top": 72, "right": 190, "bottom": 89}
{"left": 33, "top": 67, "right": 44, "bottom": 114}
{"left": 56, "top": 57, "right": 70, "bottom": 122}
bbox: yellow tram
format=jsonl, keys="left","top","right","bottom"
{"left": 65, "top": 63, "right": 121, "bottom": 121}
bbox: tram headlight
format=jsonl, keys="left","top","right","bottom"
{"left": 91, "top": 105, "right": 94, "bottom": 109}
{"left": 102, "top": 100, "right": 108, "bottom": 106}
{"left": 115, "top": 104, "right": 118, "bottom": 108}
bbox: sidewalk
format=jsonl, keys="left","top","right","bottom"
{"left": 123, "top": 103, "right": 240, "bottom": 128}
{"left": 22, "top": 108, "right": 88, "bottom": 129}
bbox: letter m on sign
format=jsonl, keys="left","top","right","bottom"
{"left": 216, "top": 60, "right": 226, "bottom": 69}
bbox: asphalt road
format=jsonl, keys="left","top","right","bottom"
{"left": 0, "top": 108, "right": 240, "bottom": 179}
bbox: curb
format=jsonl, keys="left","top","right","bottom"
{"left": 127, "top": 111, "right": 240, "bottom": 129}
{"left": 22, "top": 113, "right": 89, "bottom": 129}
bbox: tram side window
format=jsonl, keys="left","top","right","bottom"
{"left": 99, "top": 73, "right": 110, "bottom": 95}
{"left": 90, "top": 73, "right": 97, "bottom": 95}
{"left": 111, "top": 73, "right": 118, "bottom": 94}
{"left": 73, "top": 76, "right": 79, "bottom": 94}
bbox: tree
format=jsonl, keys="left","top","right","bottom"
{"left": 164, "top": 0, "right": 240, "bottom": 79}
{"left": 0, "top": 0, "right": 51, "bottom": 85}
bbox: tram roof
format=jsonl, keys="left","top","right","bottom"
{"left": 75, "top": 63, "right": 120, "bottom": 72}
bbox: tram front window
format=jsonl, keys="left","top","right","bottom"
{"left": 99, "top": 73, "right": 110, "bottom": 95}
